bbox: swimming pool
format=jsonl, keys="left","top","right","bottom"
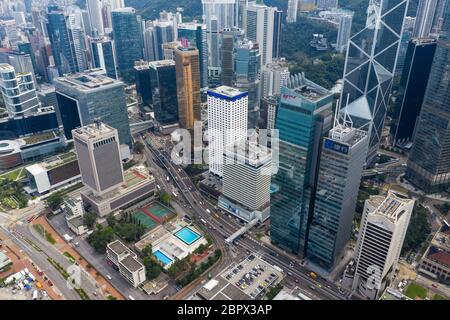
{"left": 153, "top": 250, "right": 173, "bottom": 265}
{"left": 174, "top": 227, "right": 201, "bottom": 245}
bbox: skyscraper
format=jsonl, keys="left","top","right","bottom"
{"left": 202, "top": 0, "right": 237, "bottom": 71}
{"left": 148, "top": 60, "right": 179, "bottom": 126}
{"left": 287, "top": 0, "right": 299, "bottom": 23}
{"left": 152, "top": 20, "right": 175, "bottom": 60}
{"left": 177, "top": 21, "right": 208, "bottom": 90}
{"left": 54, "top": 70, "right": 131, "bottom": 148}
{"left": 246, "top": 2, "right": 282, "bottom": 65}
{"left": 73, "top": 121, "right": 124, "bottom": 196}
{"left": 390, "top": 38, "right": 437, "bottom": 146}
{"left": 174, "top": 47, "right": 201, "bottom": 130}
{"left": 233, "top": 39, "right": 261, "bottom": 128}
{"left": 46, "top": 6, "right": 79, "bottom": 75}
{"left": 336, "top": 12, "right": 353, "bottom": 53}
{"left": 307, "top": 121, "right": 369, "bottom": 271}
{"left": 207, "top": 86, "right": 248, "bottom": 177}
{"left": 90, "top": 37, "right": 118, "bottom": 79}
{"left": 86, "top": 0, "right": 104, "bottom": 36}
{"left": 406, "top": 5, "right": 450, "bottom": 191}
{"left": 339, "top": 0, "right": 409, "bottom": 165}
{"left": 111, "top": 7, "right": 143, "bottom": 83}
{"left": 413, "top": 0, "right": 445, "bottom": 38}
{"left": 351, "top": 191, "right": 414, "bottom": 300}
{"left": 221, "top": 27, "right": 244, "bottom": 86}
{"left": 0, "top": 63, "right": 40, "bottom": 117}
{"left": 270, "top": 75, "right": 334, "bottom": 256}
{"left": 261, "top": 58, "right": 290, "bottom": 98}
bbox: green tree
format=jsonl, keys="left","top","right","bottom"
{"left": 133, "top": 141, "right": 145, "bottom": 154}
{"left": 46, "top": 191, "right": 63, "bottom": 210}
{"left": 159, "top": 192, "right": 171, "bottom": 206}
{"left": 402, "top": 204, "right": 432, "bottom": 255}
{"left": 87, "top": 227, "right": 115, "bottom": 253}
{"left": 83, "top": 211, "right": 97, "bottom": 229}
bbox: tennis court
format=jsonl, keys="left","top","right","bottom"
{"left": 124, "top": 170, "right": 147, "bottom": 188}
{"left": 133, "top": 210, "right": 158, "bottom": 230}
{"left": 141, "top": 203, "right": 175, "bottom": 224}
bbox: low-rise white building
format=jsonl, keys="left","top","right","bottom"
{"left": 106, "top": 240, "right": 146, "bottom": 288}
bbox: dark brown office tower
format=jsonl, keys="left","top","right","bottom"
{"left": 174, "top": 46, "right": 201, "bottom": 130}
{"left": 220, "top": 27, "right": 244, "bottom": 86}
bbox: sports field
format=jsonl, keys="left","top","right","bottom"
{"left": 141, "top": 202, "right": 175, "bottom": 224}
{"left": 133, "top": 210, "right": 158, "bottom": 230}
{"left": 124, "top": 170, "right": 147, "bottom": 188}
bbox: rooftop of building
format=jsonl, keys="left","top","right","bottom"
{"left": 177, "top": 21, "right": 205, "bottom": 28}
{"left": 328, "top": 123, "right": 368, "bottom": 148}
{"left": 55, "top": 69, "right": 120, "bottom": 90}
{"left": 369, "top": 191, "right": 413, "bottom": 221}
{"left": 149, "top": 60, "right": 176, "bottom": 69}
{"left": 68, "top": 216, "right": 85, "bottom": 228}
{"left": 83, "top": 167, "right": 154, "bottom": 201}
{"left": 72, "top": 121, "right": 116, "bottom": 140}
{"left": 119, "top": 254, "right": 144, "bottom": 272}
{"left": 108, "top": 240, "right": 131, "bottom": 256}
{"left": 264, "top": 58, "right": 289, "bottom": 70}
{"left": 208, "top": 86, "right": 247, "bottom": 99}
{"left": 112, "top": 7, "right": 135, "bottom": 13}
{"left": 225, "top": 137, "right": 272, "bottom": 168}
{"left": 426, "top": 246, "right": 450, "bottom": 268}
{"left": 0, "top": 63, "right": 14, "bottom": 72}
{"left": 21, "top": 131, "right": 58, "bottom": 146}
{"left": 285, "top": 73, "right": 332, "bottom": 102}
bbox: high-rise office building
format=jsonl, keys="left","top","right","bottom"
{"left": 152, "top": 20, "right": 175, "bottom": 61}
{"left": 316, "top": 0, "right": 338, "bottom": 10}
{"left": 336, "top": 13, "right": 353, "bottom": 53}
{"left": 307, "top": 123, "right": 369, "bottom": 271}
{"left": 219, "top": 137, "right": 272, "bottom": 222}
{"left": 86, "top": 0, "right": 104, "bottom": 36}
{"left": 134, "top": 61, "right": 153, "bottom": 107}
{"left": 220, "top": 27, "right": 244, "bottom": 87}
{"left": 351, "top": 191, "right": 414, "bottom": 300}
{"left": 143, "top": 26, "right": 157, "bottom": 62}
{"left": 0, "top": 49, "right": 37, "bottom": 86}
{"left": 90, "top": 37, "right": 118, "bottom": 79}
{"left": 390, "top": 38, "right": 437, "bottom": 146}
{"left": 177, "top": 22, "right": 208, "bottom": 90}
{"left": 395, "top": 16, "right": 416, "bottom": 75}
{"left": 406, "top": 5, "right": 450, "bottom": 191}
{"left": 174, "top": 47, "right": 201, "bottom": 130}
{"left": 46, "top": 6, "right": 79, "bottom": 76}
{"left": 413, "top": 0, "right": 445, "bottom": 38}
{"left": 261, "top": 58, "right": 290, "bottom": 98}
{"left": 246, "top": 2, "right": 282, "bottom": 65}
{"left": 111, "top": 7, "right": 143, "bottom": 83}
{"left": 17, "top": 41, "right": 37, "bottom": 74}
{"left": 54, "top": 70, "right": 131, "bottom": 148}
{"left": 270, "top": 74, "right": 334, "bottom": 256}
{"left": 148, "top": 60, "right": 179, "bottom": 126}
{"left": 234, "top": 39, "right": 261, "bottom": 129}
{"left": 238, "top": 0, "right": 248, "bottom": 29}
{"left": 287, "top": 0, "right": 299, "bottom": 23}
{"left": 207, "top": 86, "right": 248, "bottom": 177}
{"left": 0, "top": 63, "right": 40, "bottom": 117}
{"left": 201, "top": 0, "right": 237, "bottom": 71}
{"left": 73, "top": 121, "right": 124, "bottom": 196}
{"left": 339, "top": 0, "right": 409, "bottom": 165}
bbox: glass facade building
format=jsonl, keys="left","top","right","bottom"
{"left": 340, "top": 0, "right": 409, "bottom": 165}
{"left": 270, "top": 79, "right": 333, "bottom": 256}
{"left": 390, "top": 38, "right": 437, "bottom": 145}
{"left": 177, "top": 22, "right": 208, "bottom": 90}
{"left": 90, "top": 37, "right": 118, "bottom": 79}
{"left": 307, "top": 125, "right": 369, "bottom": 270}
{"left": 111, "top": 8, "right": 143, "bottom": 83}
{"left": 234, "top": 39, "right": 261, "bottom": 129}
{"left": 46, "top": 7, "right": 79, "bottom": 75}
{"left": 54, "top": 71, "right": 131, "bottom": 147}
{"left": 406, "top": 5, "right": 450, "bottom": 191}
{"left": 148, "top": 60, "right": 179, "bottom": 125}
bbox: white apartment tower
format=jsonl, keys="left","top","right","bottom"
{"left": 207, "top": 86, "right": 248, "bottom": 177}
{"left": 287, "top": 0, "right": 299, "bottom": 23}
{"left": 72, "top": 121, "right": 124, "bottom": 196}
{"left": 336, "top": 13, "right": 353, "bottom": 53}
{"left": 261, "top": 58, "right": 290, "bottom": 98}
{"left": 246, "top": 1, "right": 281, "bottom": 65}
{"left": 352, "top": 191, "right": 414, "bottom": 300}
{"left": 0, "top": 63, "right": 40, "bottom": 117}
{"left": 86, "top": 0, "right": 105, "bottom": 36}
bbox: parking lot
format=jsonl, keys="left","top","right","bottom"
{"left": 221, "top": 254, "right": 284, "bottom": 299}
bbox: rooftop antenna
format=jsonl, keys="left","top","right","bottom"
{"left": 343, "top": 93, "right": 353, "bottom": 128}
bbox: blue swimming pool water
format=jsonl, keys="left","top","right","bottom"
{"left": 154, "top": 250, "right": 173, "bottom": 265}
{"left": 175, "top": 227, "right": 201, "bottom": 245}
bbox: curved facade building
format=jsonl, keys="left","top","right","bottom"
{"left": 0, "top": 140, "right": 24, "bottom": 169}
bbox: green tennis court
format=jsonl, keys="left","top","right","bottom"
{"left": 133, "top": 211, "right": 158, "bottom": 230}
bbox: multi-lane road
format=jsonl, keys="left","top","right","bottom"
{"left": 142, "top": 133, "right": 348, "bottom": 300}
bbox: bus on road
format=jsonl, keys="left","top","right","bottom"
{"left": 201, "top": 218, "right": 207, "bottom": 225}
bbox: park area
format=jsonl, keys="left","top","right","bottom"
{"left": 404, "top": 282, "right": 448, "bottom": 300}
